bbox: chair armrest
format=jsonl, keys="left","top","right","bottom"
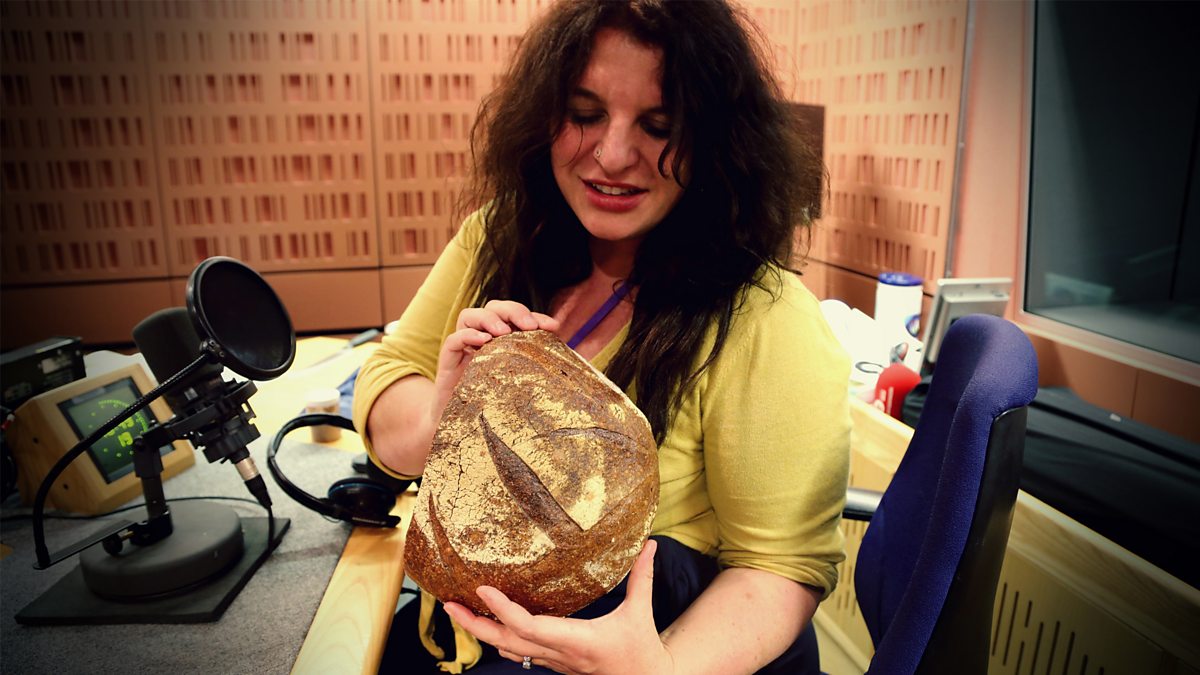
{"left": 844, "top": 487, "right": 883, "bottom": 521}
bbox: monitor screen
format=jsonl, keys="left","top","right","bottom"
{"left": 57, "top": 377, "right": 162, "bottom": 484}
{"left": 921, "top": 278, "right": 1012, "bottom": 368}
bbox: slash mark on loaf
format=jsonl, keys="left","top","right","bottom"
{"left": 479, "top": 413, "right": 582, "bottom": 546}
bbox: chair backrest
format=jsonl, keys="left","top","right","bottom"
{"left": 854, "top": 314, "right": 1038, "bottom": 674}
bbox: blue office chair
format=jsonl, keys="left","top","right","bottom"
{"left": 844, "top": 314, "right": 1038, "bottom": 674}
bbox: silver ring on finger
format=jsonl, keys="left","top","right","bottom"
{"left": 522, "top": 655, "right": 532, "bottom": 670}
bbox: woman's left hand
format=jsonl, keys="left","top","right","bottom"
{"left": 443, "top": 540, "right": 674, "bottom": 675}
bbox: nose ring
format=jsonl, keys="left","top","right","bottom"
{"left": 594, "top": 146, "right": 602, "bottom": 160}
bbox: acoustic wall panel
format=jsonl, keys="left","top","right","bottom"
{"left": 793, "top": 0, "right": 966, "bottom": 293}
{"left": 143, "top": 0, "right": 378, "bottom": 277}
{"left": 262, "top": 269, "right": 384, "bottom": 333}
{"left": 1, "top": 280, "right": 175, "bottom": 348}
{"left": 3, "top": 0, "right": 962, "bottom": 346}
{"left": 0, "top": 0, "right": 164, "bottom": 285}
{"left": 988, "top": 555, "right": 1165, "bottom": 675}
{"left": 367, "top": 0, "right": 550, "bottom": 268}
{"left": 744, "top": 0, "right": 801, "bottom": 98}
{"left": 166, "top": 268, "right": 384, "bottom": 336}
{"left": 381, "top": 264, "right": 434, "bottom": 321}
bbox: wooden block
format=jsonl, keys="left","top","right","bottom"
{"left": 1, "top": 280, "right": 174, "bottom": 349}
{"left": 1131, "top": 369, "right": 1200, "bottom": 444}
{"left": 1025, "top": 331, "right": 1137, "bottom": 417}
{"left": 262, "top": 269, "right": 382, "bottom": 334}
{"left": 824, "top": 265, "right": 880, "bottom": 316}
{"left": 380, "top": 265, "right": 433, "bottom": 322}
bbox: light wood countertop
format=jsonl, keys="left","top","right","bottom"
{"left": 249, "top": 337, "right": 412, "bottom": 675}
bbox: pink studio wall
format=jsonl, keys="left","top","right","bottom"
{"left": 1, "top": 0, "right": 967, "bottom": 347}
{"left": 0, "top": 0, "right": 548, "bottom": 346}
{"left": 2, "top": 0, "right": 1195, "bottom": 441}
{"left": 954, "top": 1, "right": 1198, "bottom": 442}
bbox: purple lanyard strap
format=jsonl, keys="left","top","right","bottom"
{"left": 566, "top": 280, "right": 632, "bottom": 350}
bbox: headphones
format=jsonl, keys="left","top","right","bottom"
{"left": 266, "top": 413, "right": 408, "bottom": 528}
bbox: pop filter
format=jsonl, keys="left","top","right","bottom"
{"left": 186, "top": 257, "right": 295, "bottom": 380}
{"left": 29, "top": 255, "right": 293, "bottom": 614}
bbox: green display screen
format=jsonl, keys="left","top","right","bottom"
{"left": 57, "top": 377, "right": 160, "bottom": 484}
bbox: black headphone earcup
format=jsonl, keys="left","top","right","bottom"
{"left": 268, "top": 413, "right": 399, "bottom": 527}
{"left": 327, "top": 478, "right": 396, "bottom": 519}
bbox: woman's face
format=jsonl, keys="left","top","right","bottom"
{"left": 550, "top": 28, "right": 685, "bottom": 248}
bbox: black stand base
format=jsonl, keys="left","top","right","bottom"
{"left": 15, "top": 516, "right": 289, "bottom": 625}
{"left": 81, "top": 502, "right": 245, "bottom": 599}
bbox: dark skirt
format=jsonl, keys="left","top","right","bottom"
{"left": 378, "top": 535, "right": 819, "bottom": 674}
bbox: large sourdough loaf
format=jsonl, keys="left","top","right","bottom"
{"left": 404, "top": 329, "right": 658, "bottom": 617}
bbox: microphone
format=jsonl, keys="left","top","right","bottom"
{"left": 133, "top": 306, "right": 271, "bottom": 508}
{"left": 28, "top": 256, "right": 293, "bottom": 587}
{"left": 133, "top": 307, "right": 224, "bottom": 412}
{"left": 873, "top": 362, "right": 922, "bottom": 420}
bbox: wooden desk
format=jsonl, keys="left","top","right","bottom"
{"left": 815, "top": 398, "right": 1200, "bottom": 675}
{"left": 253, "top": 338, "right": 412, "bottom": 675}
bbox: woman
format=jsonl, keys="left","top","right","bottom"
{"left": 353, "top": 1, "right": 850, "bottom": 673}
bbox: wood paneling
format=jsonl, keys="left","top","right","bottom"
{"left": 264, "top": 269, "right": 383, "bottom": 334}
{"left": 1, "top": 279, "right": 174, "bottom": 348}
{"left": 1025, "top": 331, "right": 1138, "bottom": 418}
{"left": 794, "top": 0, "right": 968, "bottom": 294}
{"left": 381, "top": 264, "right": 433, "bottom": 322}
{"left": 822, "top": 399, "right": 1200, "bottom": 674}
{"left": 1132, "top": 370, "right": 1200, "bottom": 444}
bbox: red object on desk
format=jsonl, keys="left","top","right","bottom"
{"left": 873, "top": 362, "right": 921, "bottom": 419}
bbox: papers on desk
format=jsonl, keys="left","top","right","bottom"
{"left": 83, "top": 350, "right": 152, "bottom": 381}
{"left": 820, "top": 299, "right": 923, "bottom": 402}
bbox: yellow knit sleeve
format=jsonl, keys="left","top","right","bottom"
{"left": 700, "top": 270, "right": 852, "bottom": 597}
{"left": 351, "top": 211, "right": 485, "bottom": 478}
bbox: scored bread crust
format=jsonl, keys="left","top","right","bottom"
{"left": 404, "top": 330, "right": 659, "bottom": 617}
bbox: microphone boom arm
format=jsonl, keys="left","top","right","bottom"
{"left": 31, "top": 351, "right": 216, "bottom": 570}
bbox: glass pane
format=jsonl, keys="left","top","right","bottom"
{"left": 1025, "top": 0, "right": 1200, "bottom": 364}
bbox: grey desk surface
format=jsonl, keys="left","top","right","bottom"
{"left": 0, "top": 436, "right": 361, "bottom": 674}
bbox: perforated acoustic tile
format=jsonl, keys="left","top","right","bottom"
{"left": 0, "top": 0, "right": 165, "bottom": 285}
{"left": 745, "top": 0, "right": 801, "bottom": 99}
{"left": 143, "top": 0, "right": 378, "bottom": 276}
{"left": 3, "top": 0, "right": 963, "bottom": 340}
{"left": 369, "top": 0, "right": 551, "bottom": 267}
{"left": 791, "top": 0, "right": 966, "bottom": 293}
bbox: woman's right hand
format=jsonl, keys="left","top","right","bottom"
{"left": 432, "top": 300, "right": 559, "bottom": 423}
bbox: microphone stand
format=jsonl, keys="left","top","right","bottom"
{"left": 36, "top": 430, "right": 176, "bottom": 568}
{"left": 31, "top": 352, "right": 211, "bottom": 569}
{"left": 21, "top": 256, "right": 294, "bottom": 624}
{"left": 28, "top": 343, "right": 285, "bottom": 612}
{"left": 39, "top": 387, "right": 258, "bottom": 569}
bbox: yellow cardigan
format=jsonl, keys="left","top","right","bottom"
{"left": 353, "top": 210, "right": 851, "bottom": 597}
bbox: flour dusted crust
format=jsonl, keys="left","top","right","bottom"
{"left": 404, "top": 330, "right": 658, "bottom": 617}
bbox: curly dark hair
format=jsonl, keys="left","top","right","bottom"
{"left": 461, "top": 0, "right": 823, "bottom": 442}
